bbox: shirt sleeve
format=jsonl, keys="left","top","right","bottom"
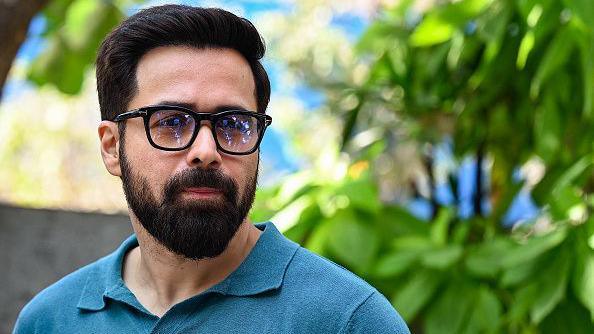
{"left": 342, "top": 291, "right": 411, "bottom": 334}
{"left": 12, "top": 303, "right": 38, "bottom": 334}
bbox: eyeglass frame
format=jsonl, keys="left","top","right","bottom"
{"left": 111, "top": 104, "right": 272, "bottom": 155}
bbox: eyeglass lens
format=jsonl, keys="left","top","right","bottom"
{"left": 148, "top": 109, "right": 261, "bottom": 152}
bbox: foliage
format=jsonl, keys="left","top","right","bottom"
{"left": 253, "top": 0, "right": 594, "bottom": 332}
{"left": 27, "top": 0, "right": 143, "bottom": 94}
{"left": 253, "top": 153, "right": 594, "bottom": 333}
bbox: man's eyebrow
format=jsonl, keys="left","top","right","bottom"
{"left": 154, "top": 101, "right": 251, "bottom": 113}
{"left": 214, "top": 105, "right": 250, "bottom": 113}
{"left": 155, "top": 100, "right": 197, "bottom": 110}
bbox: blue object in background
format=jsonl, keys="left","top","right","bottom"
{"left": 503, "top": 191, "right": 540, "bottom": 226}
{"left": 407, "top": 154, "right": 539, "bottom": 226}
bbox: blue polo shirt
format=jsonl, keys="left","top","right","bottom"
{"left": 14, "top": 223, "right": 410, "bottom": 333}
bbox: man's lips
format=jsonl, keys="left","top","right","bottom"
{"left": 181, "top": 187, "right": 223, "bottom": 197}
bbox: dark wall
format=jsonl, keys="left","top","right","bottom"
{"left": 0, "top": 204, "right": 132, "bottom": 334}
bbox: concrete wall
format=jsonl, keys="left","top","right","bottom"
{"left": 0, "top": 204, "right": 132, "bottom": 334}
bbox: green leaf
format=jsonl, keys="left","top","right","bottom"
{"left": 410, "top": 16, "right": 456, "bottom": 46}
{"left": 304, "top": 220, "right": 333, "bottom": 256}
{"left": 477, "top": 0, "right": 511, "bottom": 44}
{"left": 410, "top": 0, "right": 493, "bottom": 46}
{"left": 549, "top": 186, "right": 584, "bottom": 221}
{"left": 517, "top": 30, "right": 536, "bottom": 69}
{"left": 579, "top": 34, "right": 594, "bottom": 118}
{"left": 540, "top": 297, "right": 594, "bottom": 334}
{"left": 501, "top": 254, "right": 543, "bottom": 287}
{"left": 340, "top": 92, "right": 365, "bottom": 149}
{"left": 28, "top": 39, "right": 86, "bottom": 94}
{"left": 42, "top": 0, "right": 77, "bottom": 35}
{"left": 509, "top": 283, "right": 540, "bottom": 324}
{"left": 465, "top": 237, "right": 513, "bottom": 278}
{"left": 391, "top": 269, "right": 443, "bottom": 321}
{"left": 270, "top": 195, "right": 316, "bottom": 233}
{"left": 562, "top": 0, "right": 594, "bottom": 28}
{"left": 387, "top": 44, "right": 408, "bottom": 82}
{"left": 532, "top": 168, "right": 564, "bottom": 205}
{"left": 250, "top": 191, "right": 278, "bottom": 223}
{"left": 28, "top": 1, "right": 124, "bottom": 94}
{"left": 471, "top": 2, "right": 513, "bottom": 86}
{"left": 430, "top": 207, "right": 455, "bottom": 246}
{"left": 530, "top": 26, "right": 575, "bottom": 99}
{"left": 424, "top": 279, "right": 475, "bottom": 334}
{"left": 326, "top": 210, "right": 379, "bottom": 274}
{"left": 446, "top": 32, "right": 465, "bottom": 70}
{"left": 530, "top": 246, "right": 571, "bottom": 323}
{"left": 391, "top": 235, "right": 434, "bottom": 251}
{"left": 365, "top": 52, "right": 394, "bottom": 85}
{"left": 551, "top": 155, "right": 594, "bottom": 195}
{"left": 63, "top": 0, "right": 103, "bottom": 48}
{"left": 275, "top": 171, "right": 316, "bottom": 206}
{"left": 373, "top": 250, "right": 419, "bottom": 278}
{"left": 379, "top": 205, "right": 430, "bottom": 237}
{"left": 451, "top": 220, "right": 471, "bottom": 244}
{"left": 461, "top": 286, "right": 502, "bottom": 334}
{"left": 500, "top": 228, "right": 567, "bottom": 269}
{"left": 356, "top": 20, "right": 403, "bottom": 54}
{"left": 534, "top": 95, "right": 562, "bottom": 163}
{"left": 336, "top": 176, "right": 381, "bottom": 214}
{"left": 420, "top": 244, "right": 463, "bottom": 270}
{"left": 572, "top": 251, "right": 594, "bottom": 321}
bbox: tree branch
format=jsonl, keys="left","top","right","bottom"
{"left": 0, "top": 0, "right": 50, "bottom": 101}
{"left": 473, "top": 142, "right": 485, "bottom": 217}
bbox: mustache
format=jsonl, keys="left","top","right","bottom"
{"left": 162, "top": 168, "right": 238, "bottom": 205}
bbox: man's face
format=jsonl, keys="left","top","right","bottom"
{"left": 118, "top": 46, "right": 260, "bottom": 260}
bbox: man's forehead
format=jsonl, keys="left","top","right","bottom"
{"left": 130, "top": 46, "right": 257, "bottom": 111}
{"left": 136, "top": 46, "right": 252, "bottom": 80}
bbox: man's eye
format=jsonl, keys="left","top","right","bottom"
{"left": 220, "top": 116, "right": 252, "bottom": 132}
{"left": 151, "top": 112, "right": 191, "bottom": 128}
{"left": 160, "top": 116, "right": 184, "bottom": 127}
{"left": 220, "top": 118, "right": 238, "bottom": 129}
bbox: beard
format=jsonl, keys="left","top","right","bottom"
{"left": 119, "top": 149, "right": 257, "bottom": 260}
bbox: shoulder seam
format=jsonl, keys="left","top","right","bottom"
{"left": 338, "top": 290, "right": 376, "bottom": 334}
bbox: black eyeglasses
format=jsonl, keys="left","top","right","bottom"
{"left": 112, "top": 105, "right": 272, "bottom": 155}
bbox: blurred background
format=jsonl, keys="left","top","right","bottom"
{"left": 1, "top": 0, "right": 594, "bottom": 333}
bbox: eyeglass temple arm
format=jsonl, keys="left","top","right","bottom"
{"left": 112, "top": 109, "right": 148, "bottom": 122}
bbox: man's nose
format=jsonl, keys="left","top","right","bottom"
{"left": 185, "top": 124, "right": 222, "bottom": 168}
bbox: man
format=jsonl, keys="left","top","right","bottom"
{"left": 14, "top": 5, "right": 410, "bottom": 333}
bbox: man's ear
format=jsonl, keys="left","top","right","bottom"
{"left": 98, "top": 121, "right": 122, "bottom": 177}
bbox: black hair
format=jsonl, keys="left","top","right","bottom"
{"left": 96, "top": 5, "right": 270, "bottom": 122}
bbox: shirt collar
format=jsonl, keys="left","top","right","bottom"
{"left": 206, "top": 222, "right": 299, "bottom": 296}
{"left": 77, "top": 222, "right": 299, "bottom": 311}
{"left": 77, "top": 233, "right": 138, "bottom": 311}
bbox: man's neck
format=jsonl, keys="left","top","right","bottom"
{"left": 122, "top": 220, "right": 262, "bottom": 317}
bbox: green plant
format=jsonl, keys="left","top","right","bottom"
{"left": 253, "top": 0, "right": 594, "bottom": 332}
